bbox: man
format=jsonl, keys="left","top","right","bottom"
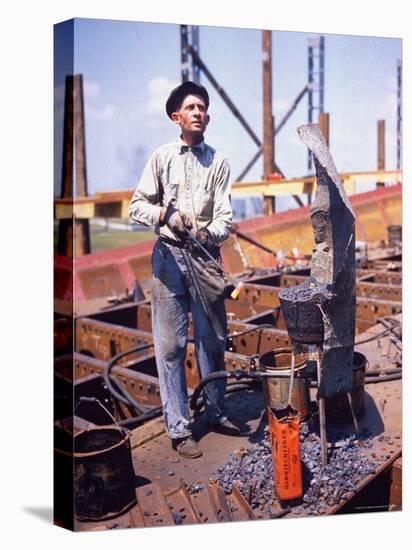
{"left": 129, "top": 81, "right": 237, "bottom": 459}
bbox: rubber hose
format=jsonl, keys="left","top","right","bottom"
{"left": 309, "top": 371, "right": 401, "bottom": 388}
{"left": 191, "top": 381, "right": 257, "bottom": 416}
{"left": 118, "top": 406, "right": 163, "bottom": 427}
{"left": 119, "top": 381, "right": 258, "bottom": 428}
{"left": 189, "top": 367, "right": 310, "bottom": 411}
{"left": 227, "top": 324, "right": 275, "bottom": 339}
{"left": 104, "top": 342, "right": 156, "bottom": 412}
{"left": 365, "top": 367, "right": 401, "bottom": 377}
{"left": 364, "top": 372, "right": 401, "bottom": 384}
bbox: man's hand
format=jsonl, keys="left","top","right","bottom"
{"left": 195, "top": 228, "right": 215, "bottom": 252}
{"left": 180, "top": 212, "right": 193, "bottom": 231}
{"left": 161, "top": 201, "right": 191, "bottom": 239}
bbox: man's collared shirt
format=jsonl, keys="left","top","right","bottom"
{"left": 129, "top": 139, "right": 232, "bottom": 243}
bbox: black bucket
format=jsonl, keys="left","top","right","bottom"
{"left": 325, "top": 351, "right": 367, "bottom": 423}
{"left": 55, "top": 423, "right": 137, "bottom": 522}
{"left": 279, "top": 277, "right": 333, "bottom": 345}
{"left": 260, "top": 348, "right": 311, "bottom": 420}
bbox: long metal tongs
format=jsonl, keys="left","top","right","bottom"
{"left": 183, "top": 227, "right": 244, "bottom": 300}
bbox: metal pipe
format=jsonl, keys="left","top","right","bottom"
{"left": 346, "top": 391, "right": 359, "bottom": 435}
{"left": 316, "top": 351, "right": 328, "bottom": 467}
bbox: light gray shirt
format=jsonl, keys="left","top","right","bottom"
{"left": 129, "top": 139, "right": 232, "bottom": 243}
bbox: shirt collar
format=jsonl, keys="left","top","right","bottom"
{"left": 177, "top": 137, "right": 205, "bottom": 154}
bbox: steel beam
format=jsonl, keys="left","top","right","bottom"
{"left": 397, "top": 60, "right": 402, "bottom": 170}
{"left": 57, "top": 74, "right": 91, "bottom": 256}
{"left": 74, "top": 352, "right": 162, "bottom": 407}
{"left": 75, "top": 317, "right": 154, "bottom": 362}
{"left": 378, "top": 120, "right": 386, "bottom": 171}
{"left": 262, "top": 30, "right": 275, "bottom": 179}
{"left": 318, "top": 112, "right": 330, "bottom": 146}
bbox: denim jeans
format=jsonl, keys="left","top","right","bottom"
{"left": 151, "top": 239, "right": 227, "bottom": 439}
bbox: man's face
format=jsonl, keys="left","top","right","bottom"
{"left": 171, "top": 94, "right": 209, "bottom": 137}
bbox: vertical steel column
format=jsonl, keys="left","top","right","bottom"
{"left": 181, "top": 25, "right": 189, "bottom": 82}
{"left": 319, "top": 36, "right": 325, "bottom": 113}
{"left": 377, "top": 120, "right": 386, "bottom": 169}
{"left": 318, "top": 112, "right": 330, "bottom": 146}
{"left": 262, "top": 30, "right": 275, "bottom": 181}
{"left": 377, "top": 119, "right": 385, "bottom": 188}
{"left": 73, "top": 74, "right": 90, "bottom": 256}
{"left": 61, "top": 75, "right": 74, "bottom": 199}
{"left": 308, "top": 45, "right": 314, "bottom": 125}
{"left": 74, "top": 74, "right": 88, "bottom": 198}
{"left": 58, "top": 74, "right": 91, "bottom": 257}
{"left": 397, "top": 59, "right": 402, "bottom": 171}
{"left": 181, "top": 25, "right": 200, "bottom": 83}
{"left": 307, "top": 36, "right": 325, "bottom": 172}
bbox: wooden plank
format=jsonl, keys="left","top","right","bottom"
{"left": 55, "top": 201, "right": 95, "bottom": 220}
{"left": 130, "top": 417, "right": 166, "bottom": 449}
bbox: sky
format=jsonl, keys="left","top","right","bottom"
{"left": 54, "top": 17, "right": 402, "bottom": 212}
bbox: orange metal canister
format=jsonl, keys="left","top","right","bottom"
{"left": 268, "top": 406, "right": 303, "bottom": 502}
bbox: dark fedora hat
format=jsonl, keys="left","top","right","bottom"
{"left": 165, "top": 81, "right": 209, "bottom": 119}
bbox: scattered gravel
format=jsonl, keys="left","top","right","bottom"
{"left": 211, "top": 421, "right": 385, "bottom": 517}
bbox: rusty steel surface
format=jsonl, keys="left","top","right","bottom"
{"left": 76, "top": 317, "right": 154, "bottom": 362}
{"left": 73, "top": 477, "right": 257, "bottom": 531}
{"left": 130, "top": 390, "right": 267, "bottom": 495}
{"left": 124, "top": 369, "right": 401, "bottom": 522}
{"left": 55, "top": 183, "right": 402, "bottom": 529}
{"left": 63, "top": 293, "right": 402, "bottom": 527}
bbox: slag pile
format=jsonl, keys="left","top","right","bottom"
{"left": 214, "top": 422, "right": 385, "bottom": 516}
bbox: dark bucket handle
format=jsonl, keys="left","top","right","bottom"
{"left": 75, "top": 397, "right": 128, "bottom": 435}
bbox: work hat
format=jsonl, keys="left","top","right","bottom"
{"left": 165, "top": 81, "right": 209, "bottom": 119}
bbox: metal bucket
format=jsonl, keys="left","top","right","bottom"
{"left": 55, "top": 424, "right": 137, "bottom": 522}
{"left": 325, "top": 351, "right": 367, "bottom": 423}
{"left": 387, "top": 225, "right": 402, "bottom": 247}
{"left": 278, "top": 277, "right": 332, "bottom": 345}
{"left": 260, "top": 348, "right": 311, "bottom": 420}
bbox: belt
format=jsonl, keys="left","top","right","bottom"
{"left": 158, "top": 236, "right": 186, "bottom": 248}
{"left": 158, "top": 235, "right": 220, "bottom": 258}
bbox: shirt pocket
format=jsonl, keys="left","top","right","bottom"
{"left": 195, "top": 168, "right": 214, "bottom": 221}
{"left": 196, "top": 175, "right": 214, "bottom": 219}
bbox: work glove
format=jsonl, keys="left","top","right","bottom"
{"left": 195, "top": 227, "right": 215, "bottom": 253}
{"left": 162, "top": 201, "right": 192, "bottom": 239}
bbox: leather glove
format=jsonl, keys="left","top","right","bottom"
{"left": 195, "top": 227, "right": 215, "bottom": 252}
{"left": 180, "top": 212, "right": 193, "bottom": 231}
{"left": 162, "top": 201, "right": 188, "bottom": 239}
